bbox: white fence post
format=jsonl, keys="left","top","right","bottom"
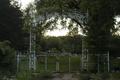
{"left": 56, "top": 56, "right": 59, "bottom": 71}
{"left": 108, "top": 51, "right": 109, "bottom": 72}
{"left": 45, "top": 55, "right": 47, "bottom": 71}
{"left": 17, "top": 52, "right": 19, "bottom": 71}
{"left": 69, "top": 54, "right": 71, "bottom": 72}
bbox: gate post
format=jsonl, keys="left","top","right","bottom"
{"left": 17, "top": 52, "right": 20, "bottom": 71}
{"left": 56, "top": 56, "right": 59, "bottom": 71}
{"left": 45, "top": 55, "right": 47, "bottom": 71}
{"left": 69, "top": 56, "right": 71, "bottom": 72}
{"left": 108, "top": 51, "right": 109, "bottom": 72}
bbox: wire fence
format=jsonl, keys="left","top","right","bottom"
{"left": 17, "top": 54, "right": 81, "bottom": 72}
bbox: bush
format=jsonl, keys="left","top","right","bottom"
{"left": 39, "top": 71, "right": 53, "bottom": 80}
{"left": 79, "top": 74, "right": 91, "bottom": 80}
{"left": 0, "top": 40, "right": 15, "bottom": 69}
{"left": 17, "top": 70, "right": 32, "bottom": 80}
{"left": 101, "top": 72, "right": 110, "bottom": 80}
{"left": 110, "top": 73, "right": 120, "bottom": 79}
{"left": 110, "top": 57, "right": 120, "bottom": 71}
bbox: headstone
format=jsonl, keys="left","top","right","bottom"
{"left": 53, "top": 73, "right": 60, "bottom": 76}
{"left": 111, "top": 70, "right": 115, "bottom": 73}
{"left": 116, "top": 70, "right": 120, "bottom": 73}
{"left": 2, "top": 76, "right": 7, "bottom": 80}
{"left": 76, "top": 72, "right": 80, "bottom": 75}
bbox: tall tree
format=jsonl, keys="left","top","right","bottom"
{"left": 0, "top": 0, "right": 24, "bottom": 50}
{"left": 110, "top": 35, "right": 120, "bottom": 57}
{"left": 79, "top": 0, "right": 120, "bottom": 72}
{"left": 79, "top": 0, "right": 120, "bottom": 55}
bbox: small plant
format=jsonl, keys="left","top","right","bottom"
{"left": 17, "top": 70, "right": 32, "bottom": 80}
{"left": 91, "top": 73, "right": 102, "bottom": 80}
{"left": 110, "top": 73, "right": 120, "bottom": 79}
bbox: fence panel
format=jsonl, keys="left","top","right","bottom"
{"left": 71, "top": 57, "right": 81, "bottom": 71}
{"left": 36, "top": 56, "right": 45, "bottom": 71}
{"left": 59, "top": 57, "right": 69, "bottom": 72}
{"left": 47, "top": 56, "right": 56, "bottom": 71}
{"left": 18, "top": 55, "right": 81, "bottom": 72}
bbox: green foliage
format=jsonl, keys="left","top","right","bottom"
{"left": 0, "top": 69, "right": 14, "bottom": 79}
{"left": 22, "top": 56, "right": 81, "bottom": 72}
{"left": 91, "top": 73, "right": 102, "bottom": 80}
{"left": 79, "top": 0, "right": 120, "bottom": 72}
{"left": 40, "top": 35, "right": 82, "bottom": 54}
{"left": 101, "top": 72, "right": 110, "bottom": 80}
{"left": 87, "top": 55, "right": 98, "bottom": 73}
{"left": 79, "top": 74, "right": 91, "bottom": 80}
{"left": 17, "top": 70, "right": 32, "bottom": 80}
{"left": 30, "top": 72, "right": 53, "bottom": 80}
{"left": 71, "top": 57, "right": 81, "bottom": 71}
{"left": 0, "top": 40, "right": 15, "bottom": 69}
{"left": 110, "top": 35, "right": 120, "bottom": 57}
{"left": 63, "top": 35, "right": 82, "bottom": 54}
{"left": 0, "top": 0, "right": 25, "bottom": 50}
{"left": 110, "top": 73, "right": 120, "bottom": 79}
{"left": 110, "top": 57, "right": 120, "bottom": 71}
{"left": 40, "top": 36, "right": 63, "bottom": 52}
{"left": 39, "top": 71, "right": 53, "bottom": 80}
{"left": 0, "top": 40, "right": 15, "bottom": 79}
{"left": 35, "top": 0, "right": 85, "bottom": 34}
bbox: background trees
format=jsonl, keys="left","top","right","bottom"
{"left": 110, "top": 35, "right": 120, "bottom": 57}
{"left": 79, "top": 0, "right": 117, "bottom": 55}
{"left": 39, "top": 35, "right": 82, "bottom": 54}
{"left": 78, "top": 0, "right": 120, "bottom": 72}
{"left": 0, "top": 0, "right": 27, "bottom": 75}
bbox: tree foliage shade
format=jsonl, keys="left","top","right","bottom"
{"left": 0, "top": 0, "right": 25, "bottom": 51}
{"left": 34, "top": 0, "right": 120, "bottom": 55}
{"left": 0, "top": 41, "right": 15, "bottom": 69}
{"left": 78, "top": 0, "right": 120, "bottom": 55}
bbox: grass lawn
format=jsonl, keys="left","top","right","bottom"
{"left": 59, "top": 57, "right": 69, "bottom": 72}
{"left": 71, "top": 57, "right": 81, "bottom": 71}
{"left": 19, "top": 56, "right": 81, "bottom": 72}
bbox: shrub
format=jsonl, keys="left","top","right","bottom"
{"left": 110, "top": 57, "right": 120, "bottom": 71}
{"left": 39, "top": 71, "right": 53, "bottom": 80}
{"left": 79, "top": 74, "right": 91, "bottom": 80}
{"left": 17, "top": 70, "right": 32, "bottom": 80}
{"left": 110, "top": 73, "right": 120, "bottom": 79}
{"left": 101, "top": 72, "right": 110, "bottom": 80}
